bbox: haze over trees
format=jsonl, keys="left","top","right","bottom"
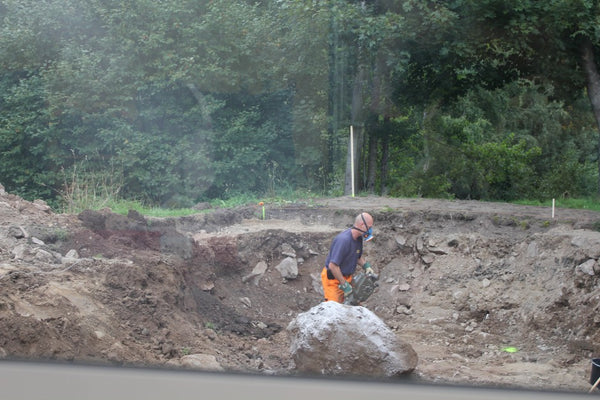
{"left": 1, "top": 0, "right": 599, "bottom": 208}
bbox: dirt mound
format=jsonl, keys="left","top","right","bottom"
{"left": 1, "top": 185, "right": 600, "bottom": 392}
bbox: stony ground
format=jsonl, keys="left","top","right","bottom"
{"left": 1, "top": 185, "right": 600, "bottom": 395}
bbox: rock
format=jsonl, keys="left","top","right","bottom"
{"left": 526, "top": 242, "right": 538, "bottom": 258}
{"left": 395, "top": 235, "right": 407, "bottom": 247}
{"left": 65, "top": 249, "right": 79, "bottom": 259}
{"left": 576, "top": 259, "right": 596, "bottom": 276}
{"left": 311, "top": 272, "right": 324, "bottom": 296}
{"left": 199, "top": 281, "right": 214, "bottom": 291}
{"left": 8, "top": 226, "right": 27, "bottom": 239}
{"left": 34, "top": 249, "right": 57, "bottom": 263}
{"left": 240, "top": 297, "right": 252, "bottom": 307}
{"left": 396, "top": 305, "right": 412, "bottom": 315}
{"left": 415, "top": 236, "right": 424, "bottom": 254}
{"left": 180, "top": 354, "right": 224, "bottom": 371}
{"left": 569, "top": 232, "right": 600, "bottom": 259}
{"left": 253, "top": 321, "right": 268, "bottom": 329}
{"left": 204, "top": 329, "right": 217, "bottom": 340}
{"left": 281, "top": 243, "right": 296, "bottom": 258}
{"left": 31, "top": 237, "right": 45, "bottom": 245}
{"left": 242, "top": 260, "right": 268, "bottom": 284}
{"left": 428, "top": 246, "right": 447, "bottom": 255}
{"left": 482, "top": 278, "right": 491, "bottom": 288}
{"left": 287, "top": 301, "right": 418, "bottom": 377}
{"left": 106, "top": 342, "right": 126, "bottom": 362}
{"left": 11, "top": 244, "right": 28, "bottom": 260}
{"left": 275, "top": 257, "right": 298, "bottom": 279}
{"left": 421, "top": 254, "right": 435, "bottom": 265}
{"left": 62, "top": 249, "right": 80, "bottom": 265}
{"left": 0, "top": 263, "right": 16, "bottom": 275}
{"left": 160, "top": 342, "right": 176, "bottom": 357}
{"left": 452, "top": 290, "right": 468, "bottom": 302}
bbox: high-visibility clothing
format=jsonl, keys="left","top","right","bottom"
{"left": 321, "top": 267, "right": 352, "bottom": 303}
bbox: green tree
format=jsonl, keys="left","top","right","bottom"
{"left": 384, "top": 0, "right": 600, "bottom": 195}
{"left": 0, "top": 0, "right": 317, "bottom": 205}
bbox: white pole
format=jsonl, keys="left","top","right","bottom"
{"left": 350, "top": 126, "right": 355, "bottom": 197}
{"left": 552, "top": 198, "right": 555, "bottom": 219}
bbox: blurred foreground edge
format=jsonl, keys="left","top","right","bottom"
{"left": 0, "top": 360, "right": 593, "bottom": 400}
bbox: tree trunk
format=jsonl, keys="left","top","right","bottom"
{"left": 345, "top": 125, "right": 361, "bottom": 195}
{"left": 345, "top": 65, "right": 366, "bottom": 195}
{"left": 366, "top": 133, "right": 378, "bottom": 193}
{"left": 380, "top": 132, "right": 390, "bottom": 195}
{"left": 581, "top": 39, "right": 600, "bottom": 195}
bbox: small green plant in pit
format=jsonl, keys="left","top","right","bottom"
{"left": 204, "top": 322, "right": 216, "bottom": 330}
{"left": 181, "top": 347, "right": 191, "bottom": 356}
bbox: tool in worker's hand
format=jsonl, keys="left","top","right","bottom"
{"left": 343, "top": 271, "right": 379, "bottom": 306}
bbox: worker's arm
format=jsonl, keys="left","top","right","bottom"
{"left": 328, "top": 262, "right": 346, "bottom": 283}
{"left": 358, "top": 256, "right": 375, "bottom": 275}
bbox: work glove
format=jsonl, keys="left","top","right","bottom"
{"left": 362, "top": 262, "right": 375, "bottom": 276}
{"left": 338, "top": 281, "right": 353, "bottom": 296}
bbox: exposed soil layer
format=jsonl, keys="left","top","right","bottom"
{"left": 2, "top": 190, "right": 600, "bottom": 394}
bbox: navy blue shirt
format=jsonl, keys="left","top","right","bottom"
{"left": 324, "top": 228, "right": 363, "bottom": 276}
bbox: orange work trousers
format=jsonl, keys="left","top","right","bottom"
{"left": 321, "top": 267, "right": 352, "bottom": 303}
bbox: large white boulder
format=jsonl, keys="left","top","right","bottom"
{"left": 287, "top": 301, "right": 418, "bottom": 377}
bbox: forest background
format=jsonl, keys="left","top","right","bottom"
{"left": 2, "top": 0, "right": 600, "bottom": 211}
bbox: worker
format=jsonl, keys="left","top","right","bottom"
{"left": 321, "top": 212, "right": 375, "bottom": 303}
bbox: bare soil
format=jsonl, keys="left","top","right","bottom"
{"left": 2, "top": 189, "right": 600, "bottom": 394}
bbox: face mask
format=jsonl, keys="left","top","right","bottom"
{"left": 363, "top": 226, "right": 373, "bottom": 242}
{"left": 354, "top": 213, "right": 373, "bottom": 242}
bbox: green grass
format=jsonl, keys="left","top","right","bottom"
{"left": 62, "top": 180, "right": 600, "bottom": 218}
{"left": 207, "top": 188, "right": 322, "bottom": 209}
{"left": 513, "top": 197, "right": 600, "bottom": 212}
{"left": 107, "top": 199, "right": 200, "bottom": 217}
{"left": 63, "top": 188, "right": 325, "bottom": 217}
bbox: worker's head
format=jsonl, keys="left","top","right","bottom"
{"left": 353, "top": 212, "right": 373, "bottom": 241}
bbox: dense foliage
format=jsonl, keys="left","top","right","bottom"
{"left": 1, "top": 0, "right": 599, "bottom": 209}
